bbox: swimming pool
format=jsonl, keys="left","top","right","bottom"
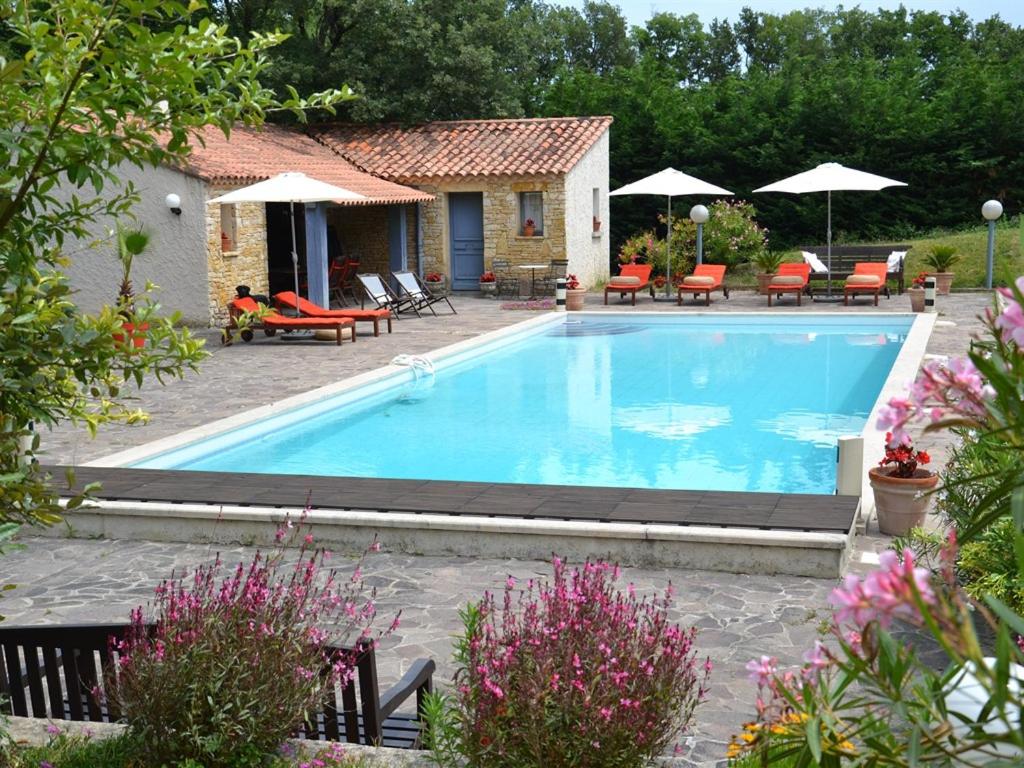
{"left": 133, "top": 314, "right": 914, "bottom": 495}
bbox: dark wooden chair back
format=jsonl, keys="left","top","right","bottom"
{"left": 0, "top": 623, "right": 131, "bottom": 722}
{"left": 1, "top": 623, "right": 434, "bottom": 749}
{"left": 799, "top": 245, "right": 912, "bottom": 292}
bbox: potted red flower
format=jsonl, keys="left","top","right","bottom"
{"left": 479, "top": 270, "right": 497, "bottom": 297}
{"left": 908, "top": 271, "right": 927, "bottom": 312}
{"left": 868, "top": 433, "right": 937, "bottom": 535}
{"left": 424, "top": 271, "right": 446, "bottom": 296}
{"left": 565, "top": 273, "right": 586, "bottom": 311}
{"left": 523, "top": 218, "right": 536, "bottom": 238}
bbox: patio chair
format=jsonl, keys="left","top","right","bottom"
{"left": 492, "top": 258, "right": 518, "bottom": 298}
{"left": 357, "top": 273, "right": 414, "bottom": 318}
{"left": 225, "top": 296, "right": 355, "bottom": 345}
{"left": 392, "top": 271, "right": 457, "bottom": 316}
{"left": 273, "top": 291, "right": 393, "bottom": 336}
{"left": 539, "top": 258, "right": 569, "bottom": 295}
{"left": 767, "top": 263, "right": 811, "bottom": 307}
{"left": 677, "top": 264, "right": 729, "bottom": 306}
{"left": 604, "top": 264, "right": 654, "bottom": 306}
{"left": 843, "top": 262, "right": 890, "bottom": 306}
{"left": 328, "top": 256, "right": 360, "bottom": 306}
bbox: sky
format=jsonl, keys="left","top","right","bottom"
{"left": 560, "top": 1, "right": 1024, "bottom": 28}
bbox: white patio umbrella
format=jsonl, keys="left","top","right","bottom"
{"left": 610, "top": 168, "right": 733, "bottom": 298}
{"left": 207, "top": 172, "right": 364, "bottom": 306}
{"left": 753, "top": 163, "right": 907, "bottom": 300}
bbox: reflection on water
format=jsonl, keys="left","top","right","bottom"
{"left": 613, "top": 403, "right": 732, "bottom": 439}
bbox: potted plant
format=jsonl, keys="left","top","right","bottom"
{"left": 752, "top": 250, "right": 785, "bottom": 295}
{"left": 924, "top": 245, "right": 959, "bottom": 295}
{"left": 479, "top": 270, "right": 497, "bottom": 297}
{"left": 908, "top": 271, "right": 928, "bottom": 312}
{"left": 593, "top": 216, "right": 601, "bottom": 233}
{"left": 112, "top": 224, "right": 151, "bottom": 349}
{"left": 565, "top": 273, "right": 586, "bottom": 310}
{"left": 424, "top": 271, "right": 446, "bottom": 296}
{"left": 868, "top": 432, "right": 937, "bottom": 535}
{"left": 522, "top": 218, "right": 536, "bottom": 238}
{"left": 653, "top": 275, "right": 667, "bottom": 290}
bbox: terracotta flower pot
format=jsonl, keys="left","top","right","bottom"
{"left": 523, "top": 224, "right": 536, "bottom": 238}
{"left": 868, "top": 467, "right": 938, "bottom": 536}
{"left": 908, "top": 287, "right": 926, "bottom": 312}
{"left": 566, "top": 288, "right": 587, "bottom": 311}
{"left": 113, "top": 321, "right": 149, "bottom": 350}
{"left": 756, "top": 273, "right": 774, "bottom": 296}
{"left": 930, "top": 272, "right": 954, "bottom": 295}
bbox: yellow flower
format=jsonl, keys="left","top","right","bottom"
{"left": 740, "top": 732, "right": 757, "bottom": 744}
{"left": 743, "top": 722, "right": 762, "bottom": 732}
{"left": 770, "top": 724, "right": 787, "bottom": 735}
{"left": 837, "top": 739, "right": 857, "bottom": 753}
{"left": 726, "top": 742, "right": 743, "bottom": 759}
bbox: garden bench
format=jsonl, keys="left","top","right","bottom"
{"left": 798, "top": 244, "right": 912, "bottom": 294}
{"left": 0, "top": 623, "right": 435, "bottom": 749}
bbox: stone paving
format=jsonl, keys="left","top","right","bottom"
{"left": 11, "top": 288, "right": 994, "bottom": 767}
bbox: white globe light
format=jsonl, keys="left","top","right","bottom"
{"left": 689, "top": 204, "right": 709, "bottom": 224}
{"left": 165, "top": 193, "right": 181, "bottom": 212}
{"left": 982, "top": 199, "right": 1003, "bottom": 221}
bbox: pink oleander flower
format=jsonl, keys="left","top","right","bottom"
{"left": 995, "top": 277, "right": 1024, "bottom": 345}
{"left": 829, "top": 549, "right": 935, "bottom": 629}
{"left": 746, "top": 655, "right": 778, "bottom": 687}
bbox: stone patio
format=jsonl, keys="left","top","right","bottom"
{"left": 8, "top": 288, "right": 993, "bottom": 767}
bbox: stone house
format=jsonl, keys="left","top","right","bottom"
{"left": 313, "top": 117, "right": 613, "bottom": 291}
{"left": 65, "top": 117, "right": 611, "bottom": 326}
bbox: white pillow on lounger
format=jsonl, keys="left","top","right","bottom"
{"left": 801, "top": 251, "right": 829, "bottom": 273}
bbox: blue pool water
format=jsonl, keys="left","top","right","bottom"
{"left": 137, "top": 315, "right": 912, "bottom": 494}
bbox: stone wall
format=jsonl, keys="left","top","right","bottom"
{"left": 415, "top": 175, "right": 568, "bottom": 290}
{"left": 564, "top": 130, "right": 611, "bottom": 288}
{"left": 327, "top": 204, "right": 419, "bottom": 281}
{"left": 206, "top": 186, "right": 268, "bottom": 326}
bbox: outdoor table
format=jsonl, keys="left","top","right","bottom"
{"left": 518, "top": 263, "right": 549, "bottom": 299}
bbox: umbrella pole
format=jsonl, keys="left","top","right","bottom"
{"left": 290, "top": 201, "right": 300, "bottom": 303}
{"left": 666, "top": 195, "right": 672, "bottom": 297}
{"left": 826, "top": 190, "right": 833, "bottom": 297}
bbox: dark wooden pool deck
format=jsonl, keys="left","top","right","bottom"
{"left": 55, "top": 466, "right": 858, "bottom": 534}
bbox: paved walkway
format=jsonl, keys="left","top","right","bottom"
{"left": 12, "top": 289, "right": 993, "bottom": 767}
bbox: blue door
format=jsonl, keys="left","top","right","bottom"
{"left": 449, "top": 192, "right": 484, "bottom": 290}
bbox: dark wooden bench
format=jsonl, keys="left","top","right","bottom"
{"left": 0, "top": 623, "right": 434, "bottom": 749}
{"left": 799, "top": 245, "right": 911, "bottom": 294}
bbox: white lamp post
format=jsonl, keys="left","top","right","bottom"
{"left": 690, "top": 204, "right": 709, "bottom": 266}
{"left": 982, "top": 200, "right": 1003, "bottom": 290}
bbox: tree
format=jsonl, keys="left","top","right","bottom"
{"left": 0, "top": 0, "right": 349, "bottom": 527}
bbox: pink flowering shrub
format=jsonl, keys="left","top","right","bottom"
{"left": 110, "top": 521, "right": 395, "bottom": 768}
{"left": 730, "top": 281, "right": 1024, "bottom": 766}
{"left": 428, "top": 558, "right": 710, "bottom": 768}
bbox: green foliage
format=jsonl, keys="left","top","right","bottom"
{"left": 751, "top": 249, "right": 786, "bottom": 273}
{"left": 670, "top": 199, "right": 768, "bottom": 268}
{"left": 0, "top": 0, "right": 350, "bottom": 528}
{"left": 959, "top": 518, "right": 1024, "bottom": 613}
{"left": 115, "top": 225, "right": 151, "bottom": 311}
{"left": 924, "top": 244, "right": 961, "bottom": 272}
{"left": 0, "top": 728, "right": 369, "bottom": 768}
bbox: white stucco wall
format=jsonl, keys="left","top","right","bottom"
{"left": 59, "top": 163, "right": 210, "bottom": 325}
{"left": 563, "top": 130, "right": 611, "bottom": 289}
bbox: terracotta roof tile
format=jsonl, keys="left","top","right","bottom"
{"left": 311, "top": 116, "right": 613, "bottom": 183}
{"left": 183, "top": 124, "right": 432, "bottom": 206}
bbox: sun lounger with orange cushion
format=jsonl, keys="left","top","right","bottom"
{"left": 677, "top": 264, "right": 729, "bottom": 306}
{"left": 604, "top": 264, "right": 653, "bottom": 306}
{"left": 843, "top": 263, "right": 889, "bottom": 306}
{"left": 225, "top": 296, "right": 355, "bottom": 346}
{"left": 273, "top": 291, "right": 393, "bottom": 336}
{"left": 767, "top": 263, "right": 811, "bottom": 307}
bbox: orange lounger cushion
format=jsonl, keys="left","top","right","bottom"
{"left": 228, "top": 297, "right": 355, "bottom": 345}
{"left": 273, "top": 291, "right": 393, "bottom": 335}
